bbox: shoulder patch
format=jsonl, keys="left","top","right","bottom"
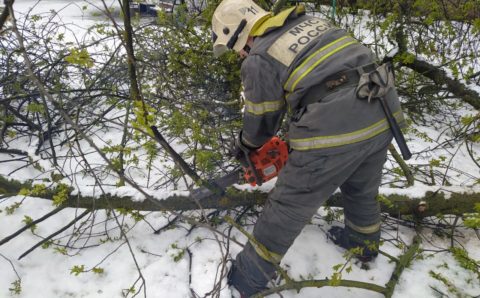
{"left": 267, "top": 17, "right": 332, "bottom": 67}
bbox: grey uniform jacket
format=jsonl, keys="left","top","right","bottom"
{"left": 240, "top": 10, "right": 404, "bottom": 154}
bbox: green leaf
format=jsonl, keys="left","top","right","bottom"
{"left": 464, "top": 204, "right": 480, "bottom": 229}
{"left": 51, "top": 172, "right": 64, "bottom": 183}
{"left": 22, "top": 215, "right": 37, "bottom": 232}
{"left": 54, "top": 247, "right": 68, "bottom": 255}
{"left": 430, "top": 158, "right": 441, "bottom": 167}
{"left": 450, "top": 247, "right": 480, "bottom": 278}
{"left": 473, "top": 18, "right": 480, "bottom": 35}
{"left": 332, "top": 264, "right": 342, "bottom": 271}
{"left": 52, "top": 184, "right": 70, "bottom": 206}
{"left": 9, "top": 279, "right": 21, "bottom": 295}
{"left": 64, "top": 48, "right": 94, "bottom": 68}
{"left": 26, "top": 103, "right": 45, "bottom": 114}
{"left": 92, "top": 267, "right": 104, "bottom": 274}
{"left": 328, "top": 272, "right": 342, "bottom": 286}
{"left": 376, "top": 194, "right": 394, "bottom": 208}
{"left": 5, "top": 202, "right": 22, "bottom": 215}
{"left": 70, "top": 265, "right": 85, "bottom": 276}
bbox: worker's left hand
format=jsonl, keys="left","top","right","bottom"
{"left": 230, "top": 132, "right": 252, "bottom": 167}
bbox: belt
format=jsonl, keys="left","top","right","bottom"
{"left": 299, "top": 63, "right": 378, "bottom": 109}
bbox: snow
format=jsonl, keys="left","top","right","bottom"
{"left": 380, "top": 182, "right": 480, "bottom": 198}
{"left": 2, "top": 194, "right": 478, "bottom": 297}
{"left": 393, "top": 251, "right": 480, "bottom": 298}
{"left": 0, "top": 1, "right": 479, "bottom": 298}
{"left": 110, "top": 186, "right": 190, "bottom": 202}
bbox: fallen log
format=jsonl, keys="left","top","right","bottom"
{"left": 0, "top": 175, "right": 479, "bottom": 216}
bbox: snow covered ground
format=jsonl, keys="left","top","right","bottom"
{"left": 1, "top": 1, "right": 479, "bottom": 298}
{"left": 1, "top": 194, "right": 479, "bottom": 297}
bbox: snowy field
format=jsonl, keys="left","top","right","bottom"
{"left": 1, "top": 1, "right": 479, "bottom": 298}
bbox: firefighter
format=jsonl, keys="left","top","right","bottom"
{"left": 211, "top": 0, "right": 405, "bottom": 296}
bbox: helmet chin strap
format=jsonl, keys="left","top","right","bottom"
{"left": 243, "top": 44, "right": 251, "bottom": 54}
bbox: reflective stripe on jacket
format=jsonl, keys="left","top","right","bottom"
{"left": 240, "top": 8, "right": 404, "bottom": 152}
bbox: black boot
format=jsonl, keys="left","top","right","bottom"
{"left": 327, "top": 225, "right": 379, "bottom": 262}
{"left": 227, "top": 258, "right": 279, "bottom": 297}
{"left": 227, "top": 261, "right": 258, "bottom": 298}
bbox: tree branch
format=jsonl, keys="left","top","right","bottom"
{"left": 254, "top": 278, "right": 387, "bottom": 297}
{"left": 384, "top": 235, "right": 422, "bottom": 297}
{"left": 0, "top": 148, "right": 28, "bottom": 156}
{"left": 0, "top": 206, "right": 65, "bottom": 246}
{"left": 117, "top": 0, "right": 218, "bottom": 194}
{"left": 388, "top": 144, "right": 414, "bottom": 186}
{"left": 400, "top": 54, "right": 480, "bottom": 110}
{"left": 17, "top": 209, "right": 90, "bottom": 260}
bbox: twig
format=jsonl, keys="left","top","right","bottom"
{"left": 0, "top": 252, "right": 21, "bottom": 280}
{"left": 154, "top": 213, "right": 181, "bottom": 234}
{"left": 150, "top": 126, "right": 220, "bottom": 193}
{"left": 254, "top": 279, "right": 387, "bottom": 297}
{"left": 429, "top": 285, "right": 449, "bottom": 297}
{"left": 0, "top": 205, "right": 65, "bottom": 246}
{"left": 384, "top": 235, "right": 422, "bottom": 298}
{"left": 187, "top": 248, "right": 200, "bottom": 297}
{"left": 450, "top": 215, "right": 460, "bottom": 248}
{"left": 388, "top": 144, "right": 414, "bottom": 186}
{"left": 378, "top": 250, "right": 399, "bottom": 263}
{"left": 18, "top": 209, "right": 90, "bottom": 260}
{"left": 0, "top": 148, "right": 28, "bottom": 156}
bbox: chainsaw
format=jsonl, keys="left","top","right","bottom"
{"left": 190, "top": 136, "right": 288, "bottom": 200}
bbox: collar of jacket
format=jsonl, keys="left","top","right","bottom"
{"left": 250, "top": 5, "right": 306, "bottom": 37}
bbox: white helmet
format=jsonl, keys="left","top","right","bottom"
{"left": 211, "top": 0, "right": 270, "bottom": 57}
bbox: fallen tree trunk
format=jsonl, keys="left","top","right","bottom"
{"left": 1, "top": 176, "right": 479, "bottom": 216}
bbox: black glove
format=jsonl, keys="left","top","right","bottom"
{"left": 230, "top": 131, "right": 254, "bottom": 167}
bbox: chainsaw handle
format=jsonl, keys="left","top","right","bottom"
{"left": 235, "top": 131, "right": 263, "bottom": 186}
{"left": 241, "top": 148, "right": 263, "bottom": 186}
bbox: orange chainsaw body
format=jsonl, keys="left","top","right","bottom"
{"left": 243, "top": 136, "right": 289, "bottom": 186}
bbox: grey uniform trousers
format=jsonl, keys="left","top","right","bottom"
{"left": 231, "top": 131, "right": 393, "bottom": 296}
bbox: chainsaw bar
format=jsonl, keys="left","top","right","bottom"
{"left": 190, "top": 168, "right": 242, "bottom": 201}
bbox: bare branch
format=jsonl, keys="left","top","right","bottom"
{"left": 400, "top": 53, "right": 480, "bottom": 110}
{"left": 0, "top": 205, "right": 65, "bottom": 246}
{"left": 18, "top": 209, "right": 90, "bottom": 260}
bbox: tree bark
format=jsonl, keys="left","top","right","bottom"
{"left": 1, "top": 175, "right": 479, "bottom": 216}
{"left": 0, "top": 0, "right": 14, "bottom": 31}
